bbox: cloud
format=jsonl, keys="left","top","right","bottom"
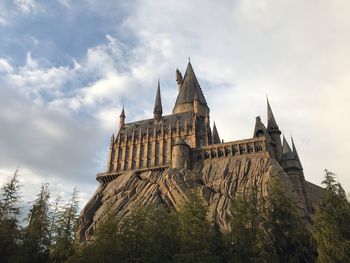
{"left": 14, "top": 0, "right": 40, "bottom": 15}
{"left": 0, "top": 0, "right": 350, "bottom": 207}
{"left": 0, "top": 58, "right": 13, "bottom": 73}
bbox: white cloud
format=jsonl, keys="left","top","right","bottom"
{"left": 14, "top": 0, "right": 40, "bottom": 15}
{"left": 1, "top": 0, "right": 350, "bottom": 205}
{"left": 0, "top": 58, "right": 13, "bottom": 73}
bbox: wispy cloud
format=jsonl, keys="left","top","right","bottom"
{"left": 0, "top": 0, "right": 349, "bottom": 205}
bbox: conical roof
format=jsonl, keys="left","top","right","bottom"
{"left": 153, "top": 80, "right": 162, "bottom": 114}
{"left": 282, "top": 136, "right": 296, "bottom": 160}
{"left": 174, "top": 62, "right": 207, "bottom": 107}
{"left": 267, "top": 98, "right": 279, "bottom": 132}
{"left": 212, "top": 122, "right": 221, "bottom": 144}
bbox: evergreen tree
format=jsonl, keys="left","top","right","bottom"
{"left": 67, "top": 211, "right": 123, "bottom": 263}
{"left": 225, "top": 188, "right": 266, "bottom": 263}
{"left": 117, "top": 203, "right": 179, "bottom": 262}
{"left": 264, "top": 177, "right": 316, "bottom": 263}
{"left": 0, "top": 169, "right": 22, "bottom": 263}
{"left": 174, "top": 190, "right": 218, "bottom": 263}
{"left": 313, "top": 170, "right": 350, "bottom": 263}
{"left": 51, "top": 188, "right": 80, "bottom": 262}
{"left": 21, "top": 183, "right": 51, "bottom": 263}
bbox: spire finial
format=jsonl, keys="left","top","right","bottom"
{"left": 188, "top": 56, "right": 191, "bottom": 62}
{"left": 153, "top": 80, "right": 163, "bottom": 120}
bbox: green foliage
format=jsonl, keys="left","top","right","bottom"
{"left": 0, "top": 169, "right": 22, "bottom": 263}
{"left": 50, "top": 188, "right": 80, "bottom": 263}
{"left": 225, "top": 188, "right": 266, "bottom": 263}
{"left": 174, "top": 190, "right": 221, "bottom": 263}
{"left": 21, "top": 183, "right": 52, "bottom": 263}
{"left": 263, "top": 178, "right": 316, "bottom": 263}
{"left": 313, "top": 170, "right": 350, "bottom": 263}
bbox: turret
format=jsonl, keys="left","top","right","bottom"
{"left": 172, "top": 61, "right": 209, "bottom": 116}
{"left": 171, "top": 138, "right": 191, "bottom": 169}
{"left": 280, "top": 136, "right": 310, "bottom": 213}
{"left": 119, "top": 106, "right": 125, "bottom": 129}
{"left": 153, "top": 80, "right": 163, "bottom": 121}
{"left": 212, "top": 121, "right": 221, "bottom": 144}
{"left": 266, "top": 98, "right": 282, "bottom": 161}
{"left": 280, "top": 136, "right": 303, "bottom": 172}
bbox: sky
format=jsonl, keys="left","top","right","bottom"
{"left": 0, "top": 0, "right": 349, "bottom": 207}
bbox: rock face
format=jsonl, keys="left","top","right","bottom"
{"left": 78, "top": 156, "right": 322, "bottom": 242}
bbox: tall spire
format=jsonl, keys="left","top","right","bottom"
{"left": 153, "top": 80, "right": 162, "bottom": 120}
{"left": 119, "top": 106, "right": 125, "bottom": 129}
{"left": 267, "top": 98, "right": 280, "bottom": 132}
{"left": 212, "top": 121, "right": 221, "bottom": 144}
{"left": 282, "top": 135, "right": 293, "bottom": 155}
{"left": 173, "top": 61, "right": 208, "bottom": 114}
{"left": 291, "top": 135, "right": 303, "bottom": 168}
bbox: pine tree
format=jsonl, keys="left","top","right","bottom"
{"left": 174, "top": 189, "right": 218, "bottom": 263}
{"left": 21, "top": 183, "right": 51, "bottom": 263}
{"left": 0, "top": 169, "right": 22, "bottom": 263}
{"left": 264, "top": 177, "right": 316, "bottom": 263}
{"left": 225, "top": 188, "right": 266, "bottom": 263}
{"left": 313, "top": 170, "right": 350, "bottom": 263}
{"left": 51, "top": 187, "right": 80, "bottom": 262}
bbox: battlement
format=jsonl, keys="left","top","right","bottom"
{"left": 192, "top": 137, "right": 269, "bottom": 161}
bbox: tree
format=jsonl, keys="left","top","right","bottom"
{"left": 264, "top": 177, "right": 316, "bottom": 263}
{"left": 51, "top": 187, "right": 80, "bottom": 262}
{"left": 225, "top": 188, "right": 266, "bottom": 263}
{"left": 174, "top": 190, "right": 219, "bottom": 263}
{"left": 0, "top": 169, "right": 22, "bottom": 263}
{"left": 21, "top": 183, "right": 51, "bottom": 263}
{"left": 313, "top": 169, "right": 350, "bottom": 263}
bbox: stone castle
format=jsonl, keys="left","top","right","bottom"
{"left": 79, "top": 61, "right": 322, "bottom": 242}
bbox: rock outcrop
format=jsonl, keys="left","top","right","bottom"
{"left": 78, "top": 156, "right": 322, "bottom": 242}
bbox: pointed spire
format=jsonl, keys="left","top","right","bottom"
{"left": 153, "top": 80, "right": 162, "bottom": 120}
{"left": 282, "top": 135, "right": 293, "bottom": 155}
{"left": 173, "top": 61, "right": 208, "bottom": 113}
{"left": 212, "top": 121, "right": 221, "bottom": 144}
{"left": 291, "top": 135, "right": 303, "bottom": 168}
{"left": 267, "top": 98, "right": 280, "bottom": 132}
{"left": 120, "top": 106, "right": 125, "bottom": 117}
{"left": 119, "top": 106, "right": 125, "bottom": 128}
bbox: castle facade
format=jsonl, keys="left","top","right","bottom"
{"left": 96, "top": 61, "right": 306, "bottom": 201}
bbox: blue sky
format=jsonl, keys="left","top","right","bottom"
{"left": 0, "top": 0, "right": 350, "bottom": 206}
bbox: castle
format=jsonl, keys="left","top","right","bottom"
{"left": 97, "top": 61, "right": 306, "bottom": 197}
{"left": 79, "top": 61, "right": 321, "bottom": 241}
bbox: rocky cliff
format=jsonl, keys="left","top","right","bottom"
{"left": 78, "top": 155, "right": 322, "bottom": 242}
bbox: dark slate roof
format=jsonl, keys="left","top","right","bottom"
{"left": 118, "top": 111, "right": 194, "bottom": 137}
{"left": 153, "top": 81, "right": 162, "bottom": 114}
{"left": 174, "top": 62, "right": 207, "bottom": 107}
{"left": 267, "top": 98, "right": 279, "bottom": 131}
{"left": 281, "top": 136, "right": 296, "bottom": 160}
{"left": 212, "top": 122, "right": 221, "bottom": 144}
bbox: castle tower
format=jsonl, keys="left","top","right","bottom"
{"left": 171, "top": 138, "right": 191, "bottom": 169}
{"left": 280, "top": 136, "right": 310, "bottom": 212}
{"left": 153, "top": 80, "right": 163, "bottom": 121}
{"left": 266, "top": 98, "right": 282, "bottom": 161}
{"left": 119, "top": 106, "right": 125, "bottom": 129}
{"left": 172, "top": 61, "right": 209, "bottom": 117}
{"left": 212, "top": 121, "right": 221, "bottom": 144}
